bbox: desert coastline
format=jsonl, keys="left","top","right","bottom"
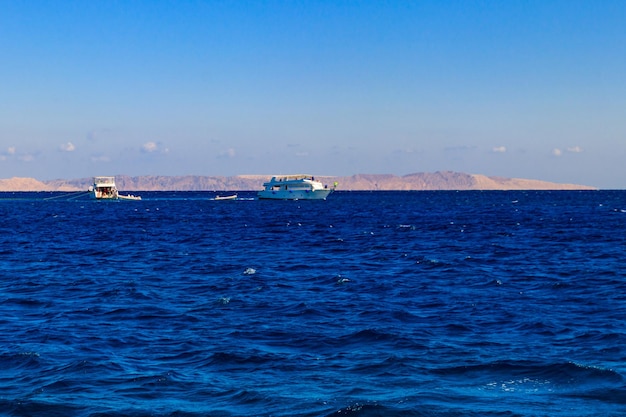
{"left": 0, "top": 172, "right": 596, "bottom": 192}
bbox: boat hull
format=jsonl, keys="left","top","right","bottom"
{"left": 257, "top": 189, "right": 332, "bottom": 200}
{"left": 91, "top": 190, "right": 118, "bottom": 199}
{"left": 215, "top": 195, "right": 238, "bottom": 201}
{"left": 91, "top": 193, "right": 141, "bottom": 201}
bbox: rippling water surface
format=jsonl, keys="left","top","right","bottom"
{"left": 1, "top": 190, "right": 625, "bottom": 416}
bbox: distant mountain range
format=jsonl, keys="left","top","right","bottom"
{"left": 0, "top": 172, "right": 596, "bottom": 191}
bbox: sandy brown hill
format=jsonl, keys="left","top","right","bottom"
{"left": 0, "top": 177, "right": 50, "bottom": 191}
{"left": 0, "top": 172, "right": 596, "bottom": 191}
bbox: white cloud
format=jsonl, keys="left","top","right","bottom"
{"left": 91, "top": 155, "right": 111, "bottom": 163}
{"left": 1, "top": 147, "right": 16, "bottom": 160}
{"left": 445, "top": 145, "right": 477, "bottom": 152}
{"left": 218, "top": 148, "right": 236, "bottom": 158}
{"left": 141, "top": 141, "right": 169, "bottom": 154}
{"left": 142, "top": 141, "right": 158, "bottom": 153}
{"left": 60, "top": 142, "right": 76, "bottom": 152}
{"left": 86, "top": 128, "right": 112, "bottom": 142}
{"left": 1, "top": 146, "right": 35, "bottom": 162}
{"left": 492, "top": 146, "right": 507, "bottom": 153}
{"left": 567, "top": 146, "right": 582, "bottom": 153}
{"left": 552, "top": 148, "right": 563, "bottom": 157}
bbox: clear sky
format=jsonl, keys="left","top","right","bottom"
{"left": 1, "top": 1, "right": 625, "bottom": 188}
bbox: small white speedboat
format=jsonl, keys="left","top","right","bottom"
{"left": 215, "top": 194, "right": 237, "bottom": 201}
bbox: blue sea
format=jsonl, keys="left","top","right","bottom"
{"left": 1, "top": 190, "right": 625, "bottom": 417}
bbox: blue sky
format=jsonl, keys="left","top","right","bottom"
{"left": 1, "top": 1, "right": 625, "bottom": 188}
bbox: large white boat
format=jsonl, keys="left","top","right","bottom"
{"left": 89, "top": 176, "right": 141, "bottom": 200}
{"left": 257, "top": 175, "right": 336, "bottom": 200}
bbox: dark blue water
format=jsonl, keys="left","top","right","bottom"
{"left": 1, "top": 190, "right": 625, "bottom": 416}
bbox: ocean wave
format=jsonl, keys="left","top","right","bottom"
{"left": 3, "top": 191, "right": 626, "bottom": 416}
{"left": 432, "top": 360, "right": 624, "bottom": 393}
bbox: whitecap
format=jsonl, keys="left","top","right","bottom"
{"left": 216, "top": 297, "right": 230, "bottom": 305}
{"left": 336, "top": 275, "right": 350, "bottom": 284}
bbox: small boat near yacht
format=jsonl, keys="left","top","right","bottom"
{"left": 257, "top": 175, "right": 336, "bottom": 200}
{"left": 89, "top": 176, "right": 141, "bottom": 201}
{"left": 214, "top": 194, "right": 237, "bottom": 201}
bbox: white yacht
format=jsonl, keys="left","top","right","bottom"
{"left": 89, "top": 176, "right": 141, "bottom": 200}
{"left": 257, "top": 175, "right": 336, "bottom": 200}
